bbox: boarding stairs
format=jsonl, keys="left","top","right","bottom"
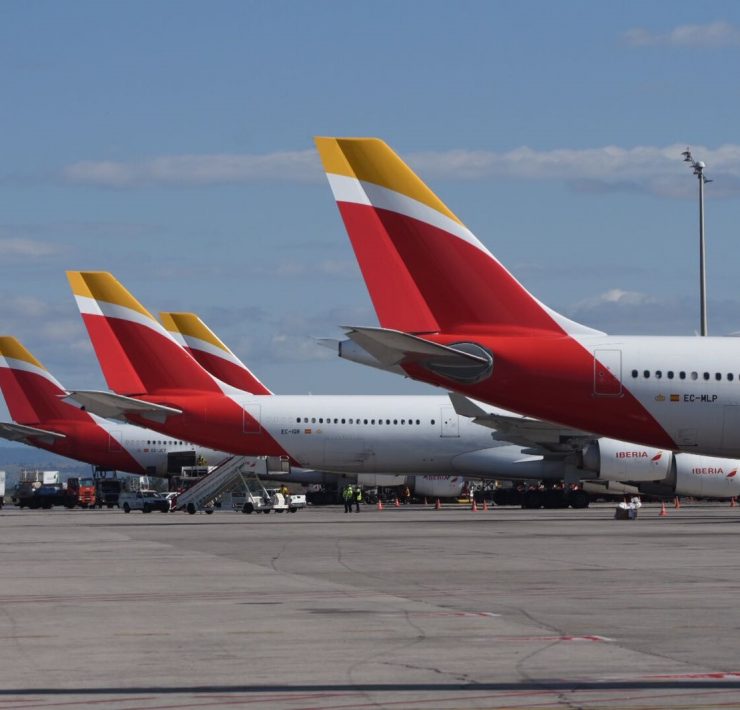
{"left": 174, "top": 455, "right": 291, "bottom": 514}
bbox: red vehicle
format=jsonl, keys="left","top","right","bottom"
{"left": 67, "top": 477, "right": 96, "bottom": 508}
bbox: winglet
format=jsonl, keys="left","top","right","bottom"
{"left": 160, "top": 312, "right": 272, "bottom": 395}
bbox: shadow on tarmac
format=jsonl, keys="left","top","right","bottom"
{"left": 4, "top": 680, "right": 740, "bottom": 695}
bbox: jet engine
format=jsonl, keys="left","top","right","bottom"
{"left": 581, "top": 439, "right": 671, "bottom": 482}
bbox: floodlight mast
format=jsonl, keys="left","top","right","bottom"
{"left": 682, "top": 147, "right": 712, "bottom": 337}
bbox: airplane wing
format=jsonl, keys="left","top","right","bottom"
{"left": 0, "top": 422, "right": 66, "bottom": 445}
{"left": 63, "top": 390, "right": 182, "bottom": 424}
{"left": 448, "top": 392, "right": 596, "bottom": 454}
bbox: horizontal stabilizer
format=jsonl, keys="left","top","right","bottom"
{"left": 448, "top": 392, "right": 593, "bottom": 453}
{"left": 63, "top": 390, "right": 181, "bottom": 424}
{"left": 0, "top": 422, "right": 66, "bottom": 445}
{"left": 317, "top": 336, "right": 406, "bottom": 376}
{"left": 343, "top": 326, "right": 488, "bottom": 368}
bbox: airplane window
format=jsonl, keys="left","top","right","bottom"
{"left": 304, "top": 417, "right": 308, "bottom": 423}
{"left": 371, "top": 419, "right": 375, "bottom": 424}
{"left": 655, "top": 371, "right": 662, "bottom": 379}
{"left": 341, "top": 419, "right": 345, "bottom": 424}
{"left": 349, "top": 418, "right": 353, "bottom": 424}
{"left": 730, "top": 374, "right": 735, "bottom": 381}
{"left": 378, "top": 419, "right": 383, "bottom": 425}
{"left": 691, "top": 372, "right": 698, "bottom": 380}
{"left": 319, "top": 418, "right": 323, "bottom": 424}
{"left": 296, "top": 418, "right": 300, "bottom": 423}
{"left": 311, "top": 417, "right": 316, "bottom": 423}
{"left": 431, "top": 420, "right": 435, "bottom": 425}
{"left": 703, "top": 372, "right": 710, "bottom": 381}
{"left": 386, "top": 419, "right": 391, "bottom": 425}
{"left": 393, "top": 419, "right": 398, "bottom": 425}
{"left": 631, "top": 370, "right": 638, "bottom": 378}
{"left": 679, "top": 371, "right": 686, "bottom": 380}
{"left": 716, "top": 373, "right": 722, "bottom": 381}
{"left": 401, "top": 419, "right": 406, "bottom": 424}
{"left": 364, "top": 419, "right": 368, "bottom": 424}
{"left": 643, "top": 370, "right": 650, "bottom": 378}
{"left": 333, "top": 418, "right": 338, "bottom": 424}
{"left": 667, "top": 371, "right": 674, "bottom": 379}
{"left": 416, "top": 419, "right": 421, "bottom": 425}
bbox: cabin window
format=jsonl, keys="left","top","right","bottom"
{"left": 729, "top": 374, "right": 735, "bottom": 382}
{"left": 667, "top": 371, "right": 674, "bottom": 379}
{"left": 643, "top": 370, "right": 650, "bottom": 378}
{"left": 703, "top": 372, "right": 710, "bottom": 381}
{"left": 716, "top": 373, "right": 722, "bottom": 381}
{"left": 691, "top": 371, "right": 698, "bottom": 380}
{"left": 655, "top": 371, "right": 662, "bottom": 379}
{"left": 631, "top": 369, "right": 638, "bottom": 378}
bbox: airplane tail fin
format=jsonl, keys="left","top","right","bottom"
{"left": 0, "top": 337, "right": 89, "bottom": 424}
{"left": 160, "top": 312, "right": 272, "bottom": 395}
{"left": 67, "top": 272, "right": 224, "bottom": 396}
{"left": 315, "top": 137, "right": 601, "bottom": 337}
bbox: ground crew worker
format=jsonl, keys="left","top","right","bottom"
{"left": 354, "top": 486, "right": 362, "bottom": 512}
{"left": 343, "top": 485, "right": 354, "bottom": 514}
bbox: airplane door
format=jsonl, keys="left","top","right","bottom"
{"left": 108, "top": 430, "right": 123, "bottom": 452}
{"left": 440, "top": 406, "right": 460, "bottom": 438}
{"left": 243, "top": 404, "right": 261, "bottom": 434}
{"left": 593, "top": 350, "right": 622, "bottom": 396}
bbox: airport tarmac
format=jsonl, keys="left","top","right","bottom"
{"left": 2, "top": 503, "right": 740, "bottom": 709}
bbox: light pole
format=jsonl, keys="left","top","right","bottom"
{"left": 682, "top": 147, "right": 712, "bottom": 336}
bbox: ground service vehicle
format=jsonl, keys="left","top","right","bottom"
{"left": 120, "top": 489, "right": 170, "bottom": 513}
{"left": 67, "top": 477, "right": 96, "bottom": 508}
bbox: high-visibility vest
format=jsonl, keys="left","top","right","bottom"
{"left": 343, "top": 487, "right": 353, "bottom": 500}
{"left": 355, "top": 488, "right": 362, "bottom": 502}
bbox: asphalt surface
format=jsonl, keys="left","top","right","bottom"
{"left": 2, "top": 502, "right": 740, "bottom": 709}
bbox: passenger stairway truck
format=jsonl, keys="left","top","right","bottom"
{"left": 173, "top": 456, "right": 305, "bottom": 515}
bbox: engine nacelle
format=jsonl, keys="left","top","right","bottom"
{"left": 582, "top": 438, "right": 672, "bottom": 482}
{"left": 673, "top": 454, "right": 740, "bottom": 498}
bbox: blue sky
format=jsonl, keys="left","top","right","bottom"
{"left": 3, "top": 1, "right": 740, "bottom": 425}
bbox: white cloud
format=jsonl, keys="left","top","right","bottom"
{"left": 624, "top": 21, "right": 740, "bottom": 47}
{"left": 62, "top": 150, "right": 319, "bottom": 187}
{"left": 564, "top": 288, "right": 740, "bottom": 336}
{"left": 0, "top": 237, "right": 61, "bottom": 258}
{"left": 56, "top": 143, "right": 740, "bottom": 198}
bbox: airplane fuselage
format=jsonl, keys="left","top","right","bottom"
{"left": 407, "top": 333, "right": 740, "bottom": 458}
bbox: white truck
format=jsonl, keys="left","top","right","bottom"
{"left": 119, "top": 489, "right": 170, "bottom": 514}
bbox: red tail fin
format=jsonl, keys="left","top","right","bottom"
{"left": 160, "top": 312, "right": 272, "bottom": 395}
{"left": 0, "top": 337, "right": 89, "bottom": 424}
{"left": 315, "top": 137, "right": 600, "bottom": 337}
{"left": 67, "top": 272, "right": 224, "bottom": 396}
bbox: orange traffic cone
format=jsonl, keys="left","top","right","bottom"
{"left": 434, "top": 498, "right": 441, "bottom": 510}
{"left": 377, "top": 499, "right": 384, "bottom": 511}
{"left": 659, "top": 501, "right": 668, "bottom": 517}
{"left": 471, "top": 499, "right": 478, "bottom": 512}
{"left": 731, "top": 497, "right": 737, "bottom": 508}
{"left": 674, "top": 496, "right": 681, "bottom": 510}
{"left": 394, "top": 497, "right": 400, "bottom": 508}
{"left": 483, "top": 499, "right": 489, "bottom": 511}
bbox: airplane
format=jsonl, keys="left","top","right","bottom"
{"left": 64, "top": 274, "right": 740, "bottom": 505}
{"left": 315, "top": 137, "right": 740, "bottom": 459}
{"left": 0, "top": 336, "right": 227, "bottom": 476}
